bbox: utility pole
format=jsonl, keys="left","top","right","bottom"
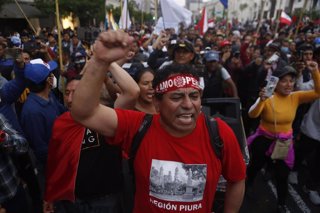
{"left": 55, "top": 0, "right": 63, "bottom": 70}
{"left": 155, "top": 0, "right": 158, "bottom": 21}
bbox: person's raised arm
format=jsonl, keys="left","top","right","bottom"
{"left": 109, "top": 62, "right": 140, "bottom": 109}
{"left": 248, "top": 88, "right": 267, "bottom": 118}
{"left": 0, "top": 52, "right": 26, "bottom": 104}
{"left": 308, "top": 61, "right": 320, "bottom": 95}
{"left": 71, "top": 31, "right": 133, "bottom": 137}
{"left": 296, "top": 61, "right": 320, "bottom": 103}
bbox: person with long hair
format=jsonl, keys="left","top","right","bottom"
{"left": 133, "top": 67, "right": 157, "bottom": 114}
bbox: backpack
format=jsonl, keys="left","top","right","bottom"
{"left": 122, "top": 113, "right": 224, "bottom": 213}
{"left": 129, "top": 113, "right": 223, "bottom": 175}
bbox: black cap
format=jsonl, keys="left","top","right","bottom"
{"left": 298, "top": 43, "right": 314, "bottom": 52}
{"left": 232, "top": 50, "right": 240, "bottom": 58}
{"left": 173, "top": 40, "right": 195, "bottom": 54}
{"left": 273, "top": 65, "right": 297, "bottom": 78}
{"left": 267, "top": 42, "right": 281, "bottom": 52}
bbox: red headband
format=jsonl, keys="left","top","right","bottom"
{"left": 155, "top": 74, "right": 201, "bottom": 94}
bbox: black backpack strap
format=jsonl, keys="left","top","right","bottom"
{"left": 122, "top": 114, "right": 153, "bottom": 212}
{"left": 204, "top": 114, "right": 223, "bottom": 160}
{"left": 129, "top": 113, "right": 153, "bottom": 159}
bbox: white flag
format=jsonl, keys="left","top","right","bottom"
{"left": 119, "top": 0, "right": 131, "bottom": 29}
{"left": 154, "top": 17, "right": 181, "bottom": 35}
{"left": 160, "top": 0, "right": 192, "bottom": 29}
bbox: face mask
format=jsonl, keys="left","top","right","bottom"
{"left": 281, "top": 47, "right": 289, "bottom": 54}
{"left": 52, "top": 76, "right": 57, "bottom": 89}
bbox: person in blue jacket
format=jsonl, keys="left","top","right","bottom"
{"left": 0, "top": 53, "right": 30, "bottom": 213}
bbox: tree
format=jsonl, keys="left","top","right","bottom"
{"left": 35, "top": 0, "right": 154, "bottom": 27}
{"left": 35, "top": 0, "right": 105, "bottom": 26}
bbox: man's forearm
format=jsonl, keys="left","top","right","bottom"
{"left": 72, "top": 56, "right": 109, "bottom": 121}
{"left": 71, "top": 30, "right": 133, "bottom": 136}
{"left": 224, "top": 180, "right": 245, "bottom": 213}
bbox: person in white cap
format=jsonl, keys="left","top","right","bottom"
{"left": 21, "top": 58, "right": 66, "bottom": 169}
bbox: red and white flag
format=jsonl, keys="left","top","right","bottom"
{"left": 197, "top": 7, "right": 208, "bottom": 35}
{"left": 208, "top": 18, "right": 215, "bottom": 28}
{"left": 280, "top": 11, "right": 292, "bottom": 25}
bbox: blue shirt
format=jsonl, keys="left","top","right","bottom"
{"left": 0, "top": 65, "right": 26, "bottom": 134}
{"left": 0, "top": 58, "right": 14, "bottom": 80}
{"left": 21, "top": 92, "right": 66, "bottom": 165}
{"left": 0, "top": 64, "right": 27, "bottom": 204}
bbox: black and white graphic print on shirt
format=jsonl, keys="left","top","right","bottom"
{"left": 82, "top": 128, "right": 100, "bottom": 150}
{"left": 149, "top": 159, "right": 207, "bottom": 202}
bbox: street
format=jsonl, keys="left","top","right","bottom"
{"left": 240, "top": 169, "right": 320, "bottom": 213}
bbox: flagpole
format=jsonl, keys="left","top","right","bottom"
{"left": 160, "top": 0, "right": 165, "bottom": 30}
{"left": 274, "top": 0, "right": 283, "bottom": 37}
{"left": 254, "top": 0, "right": 265, "bottom": 45}
{"left": 294, "top": 0, "right": 308, "bottom": 40}
{"left": 14, "top": 0, "right": 37, "bottom": 34}
{"left": 126, "top": 0, "right": 128, "bottom": 30}
{"left": 225, "top": 8, "right": 229, "bottom": 36}
{"left": 120, "top": 0, "right": 123, "bottom": 16}
{"left": 55, "top": 0, "right": 63, "bottom": 70}
{"left": 155, "top": 0, "right": 158, "bottom": 21}
{"left": 141, "top": 1, "right": 144, "bottom": 26}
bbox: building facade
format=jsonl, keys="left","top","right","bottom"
{"left": 228, "top": 0, "right": 320, "bottom": 23}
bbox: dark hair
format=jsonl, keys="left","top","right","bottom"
{"left": 153, "top": 63, "right": 199, "bottom": 99}
{"left": 22, "top": 49, "right": 32, "bottom": 58}
{"left": 133, "top": 67, "right": 155, "bottom": 83}
{"left": 62, "top": 47, "right": 71, "bottom": 55}
{"left": 66, "top": 74, "right": 82, "bottom": 84}
{"left": 26, "top": 78, "right": 47, "bottom": 93}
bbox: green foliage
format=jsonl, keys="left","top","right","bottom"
{"left": 34, "top": 0, "right": 154, "bottom": 27}
{"left": 239, "top": 3, "right": 248, "bottom": 11}
{"left": 35, "top": 0, "right": 105, "bottom": 26}
{"left": 293, "top": 8, "right": 320, "bottom": 20}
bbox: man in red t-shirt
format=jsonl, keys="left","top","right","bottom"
{"left": 71, "top": 30, "right": 246, "bottom": 213}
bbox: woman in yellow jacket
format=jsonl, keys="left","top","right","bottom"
{"left": 246, "top": 61, "right": 320, "bottom": 213}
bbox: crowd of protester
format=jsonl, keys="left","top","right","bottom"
{"left": 0, "top": 17, "right": 320, "bottom": 213}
